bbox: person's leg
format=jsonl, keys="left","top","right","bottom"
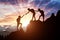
{"left": 17, "top": 23, "right": 19, "bottom": 31}
{"left": 20, "top": 23, "right": 22, "bottom": 27}
{"left": 33, "top": 13, "right": 36, "bottom": 20}
{"left": 34, "top": 16, "right": 36, "bottom": 20}
{"left": 32, "top": 15, "right": 34, "bottom": 21}
{"left": 20, "top": 23, "right": 22, "bottom": 29}
{"left": 38, "top": 15, "right": 41, "bottom": 20}
{"left": 32, "top": 17, "right": 33, "bottom": 21}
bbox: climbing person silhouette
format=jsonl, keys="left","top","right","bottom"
{"left": 16, "top": 15, "right": 24, "bottom": 31}
{"left": 27, "top": 8, "right": 36, "bottom": 20}
{"left": 38, "top": 8, "right": 44, "bottom": 22}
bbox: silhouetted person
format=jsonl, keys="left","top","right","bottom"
{"left": 38, "top": 9, "right": 44, "bottom": 22}
{"left": 27, "top": 8, "right": 36, "bottom": 20}
{"left": 16, "top": 16, "right": 21, "bottom": 31}
{"left": 16, "top": 15, "right": 24, "bottom": 31}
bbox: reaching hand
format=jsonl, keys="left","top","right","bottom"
{"left": 35, "top": 10, "right": 38, "bottom": 12}
{"left": 21, "top": 12, "right": 29, "bottom": 18}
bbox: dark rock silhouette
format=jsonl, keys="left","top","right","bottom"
{"left": 0, "top": 35, "right": 4, "bottom": 40}
{"left": 26, "top": 20, "right": 44, "bottom": 40}
{"left": 0, "top": 10, "right": 60, "bottom": 40}
{"left": 44, "top": 13, "right": 56, "bottom": 40}
{"left": 56, "top": 10, "right": 60, "bottom": 38}
{"left": 56, "top": 10, "right": 60, "bottom": 23}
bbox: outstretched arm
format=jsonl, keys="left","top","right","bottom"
{"left": 35, "top": 10, "right": 38, "bottom": 12}
{"left": 21, "top": 12, "right": 29, "bottom": 18}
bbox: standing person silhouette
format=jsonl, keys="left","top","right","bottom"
{"left": 38, "top": 9, "right": 44, "bottom": 22}
{"left": 27, "top": 8, "right": 36, "bottom": 21}
{"left": 16, "top": 15, "right": 24, "bottom": 31}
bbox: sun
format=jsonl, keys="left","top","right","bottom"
{"left": 20, "top": 12, "right": 32, "bottom": 29}
{"left": 20, "top": 20, "right": 30, "bottom": 32}
{"left": 22, "top": 21, "right": 29, "bottom": 27}
{"left": 18, "top": 18, "right": 30, "bottom": 31}
{"left": 20, "top": 15, "right": 30, "bottom": 28}
{"left": 15, "top": 3, "right": 33, "bottom": 31}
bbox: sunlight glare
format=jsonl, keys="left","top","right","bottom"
{"left": 22, "top": 21, "right": 29, "bottom": 27}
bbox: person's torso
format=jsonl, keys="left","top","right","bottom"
{"left": 17, "top": 18, "right": 21, "bottom": 22}
{"left": 30, "top": 9, "right": 35, "bottom": 14}
{"left": 40, "top": 10, "right": 44, "bottom": 16}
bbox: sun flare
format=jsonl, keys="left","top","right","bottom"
{"left": 22, "top": 21, "right": 29, "bottom": 27}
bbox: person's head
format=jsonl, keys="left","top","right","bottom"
{"left": 28, "top": 8, "right": 31, "bottom": 11}
{"left": 38, "top": 8, "right": 41, "bottom": 11}
{"left": 18, "top": 16, "right": 21, "bottom": 18}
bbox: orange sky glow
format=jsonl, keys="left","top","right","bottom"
{"left": 0, "top": 3, "right": 48, "bottom": 31}
{"left": 0, "top": 3, "right": 38, "bottom": 29}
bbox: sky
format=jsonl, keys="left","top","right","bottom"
{"left": 0, "top": 0, "right": 60, "bottom": 27}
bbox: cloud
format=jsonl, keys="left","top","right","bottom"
{"left": 0, "top": 13, "right": 18, "bottom": 23}
{"left": 32, "top": 0, "right": 51, "bottom": 7}
{"left": 33, "top": 0, "right": 60, "bottom": 15}
{"left": 32, "top": 0, "right": 60, "bottom": 10}
{"left": 46, "top": 1, "right": 60, "bottom": 9}
{"left": 0, "top": 0, "right": 29, "bottom": 5}
{"left": 0, "top": 0, "right": 18, "bottom": 5}
{"left": 44, "top": 1, "right": 60, "bottom": 15}
{"left": 0, "top": 4, "right": 17, "bottom": 18}
{"left": 0, "top": 0, "right": 60, "bottom": 24}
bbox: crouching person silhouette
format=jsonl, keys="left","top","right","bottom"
{"left": 16, "top": 15, "right": 24, "bottom": 31}
{"left": 38, "top": 9, "right": 44, "bottom": 22}
{"left": 27, "top": 8, "right": 36, "bottom": 21}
